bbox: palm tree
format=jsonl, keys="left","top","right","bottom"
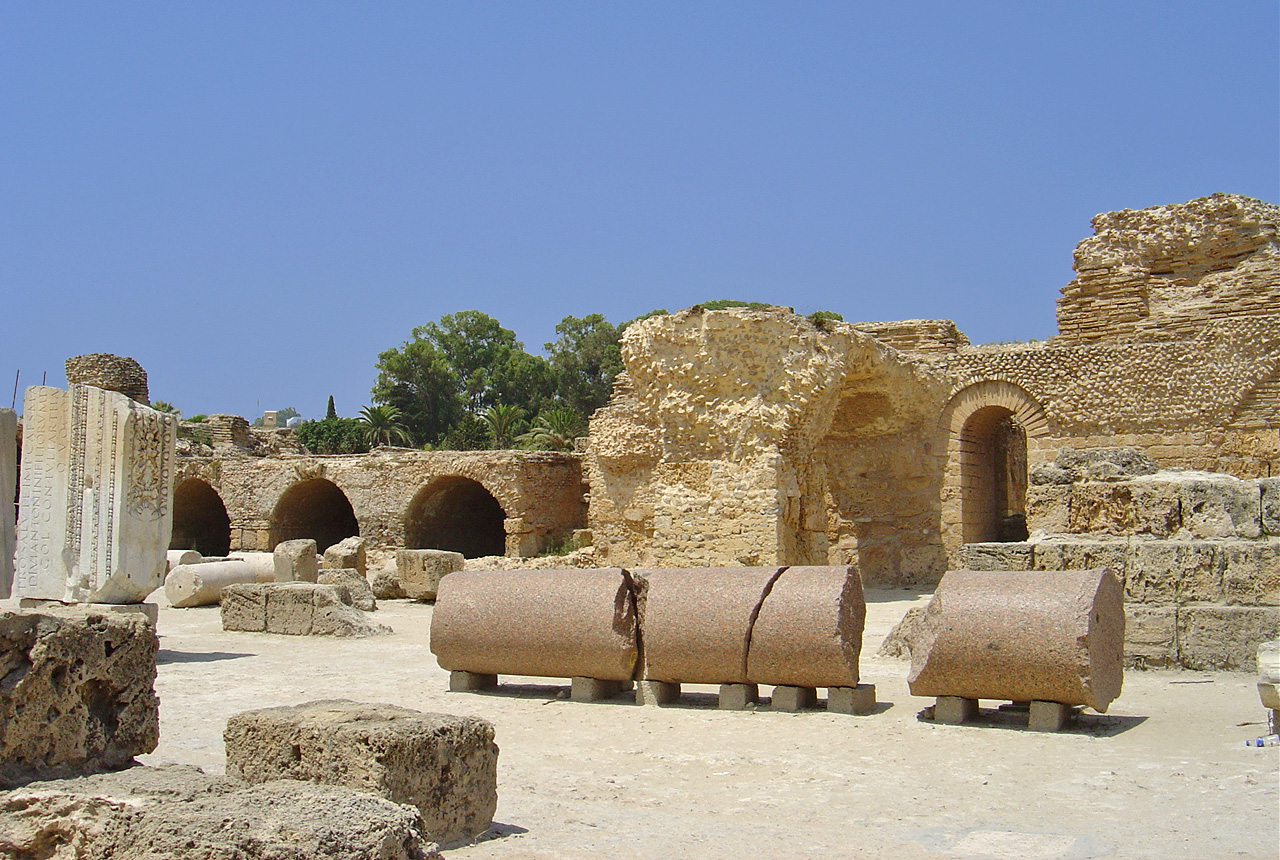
{"left": 518, "top": 407, "right": 585, "bottom": 451}
{"left": 358, "top": 404, "right": 412, "bottom": 447}
{"left": 480, "top": 403, "right": 527, "bottom": 449}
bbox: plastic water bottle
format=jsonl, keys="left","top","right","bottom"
{"left": 1245, "top": 734, "right": 1279, "bottom": 747}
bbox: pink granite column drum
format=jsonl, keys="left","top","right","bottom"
{"left": 430, "top": 569, "right": 638, "bottom": 682}
{"left": 907, "top": 569, "right": 1125, "bottom": 711}
{"left": 746, "top": 565, "right": 865, "bottom": 688}
{"left": 631, "top": 567, "right": 784, "bottom": 685}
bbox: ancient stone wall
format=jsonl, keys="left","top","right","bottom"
{"left": 64, "top": 353, "right": 150, "bottom": 404}
{"left": 173, "top": 448, "right": 585, "bottom": 558}
{"left": 585, "top": 307, "right": 950, "bottom": 583}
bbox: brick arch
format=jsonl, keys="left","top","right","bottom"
{"left": 940, "top": 381, "right": 1050, "bottom": 551}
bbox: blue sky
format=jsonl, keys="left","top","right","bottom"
{"left": 2, "top": 2, "right": 1276, "bottom": 421}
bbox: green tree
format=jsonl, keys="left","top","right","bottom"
{"left": 325, "top": 395, "right": 337, "bottom": 420}
{"left": 357, "top": 404, "right": 412, "bottom": 447}
{"left": 545, "top": 313, "right": 624, "bottom": 417}
{"left": 519, "top": 407, "right": 586, "bottom": 452}
{"left": 151, "top": 400, "right": 181, "bottom": 418}
{"left": 371, "top": 337, "right": 462, "bottom": 446}
{"left": 295, "top": 417, "right": 369, "bottom": 455}
{"left": 480, "top": 403, "right": 527, "bottom": 449}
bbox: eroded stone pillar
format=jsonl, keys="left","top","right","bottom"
{"left": 1, "top": 409, "right": 15, "bottom": 598}
{"left": 14, "top": 385, "right": 176, "bottom": 604}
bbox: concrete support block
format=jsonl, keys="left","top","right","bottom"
{"left": 828, "top": 684, "right": 877, "bottom": 715}
{"left": 450, "top": 670, "right": 497, "bottom": 692}
{"left": 934, "top": 696, "right": 978, "bottom": 724}
{"left": 224, "top": 699, "right": 498, "bottom": 846}
{"left": 571, "top": 677, "right": 627, "bottom": 702}
{"left": 636, "top": 680, "right": 680, "bottom": 706}
{"left": 908, "top": 569, "right": 1125, "bottom": 712}
{"left": 396, "top": 549, "right": 465, "bottom": 600}
{"left": 1028, "top": 700, "right": 1073, "bottom": 732}
{"left": 771, "top": 685, "right": 817, "bottom": 712}
{"left": 273, "top": 539, "right": 318, "bottom": 583}
{"left": 632, "top": 567, "right": 783, "bottom": 685}
{"left": 431, "top": 569, "right": 638, "bottom": 681}
{"left": 746, "top": 565, "right": 865, "bottom": 689}
{"left": 718, "top": 683, "right": 759, "bottom": 710}
{"left": 0, "top": 607, "right": 159, "bottom": 787}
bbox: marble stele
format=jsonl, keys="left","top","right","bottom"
{"left": 14, "top": 385, "right": 177, "bottom": 604}
{"left": 1, "top": 409, "right": 16, "bottom": 598}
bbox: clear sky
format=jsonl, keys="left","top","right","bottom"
{"left": 2, "top": 2, "right": 1276, "bottom": 421}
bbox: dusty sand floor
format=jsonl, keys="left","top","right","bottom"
{"left": 108, "top": 587, "right": 1279, "bottom": 859}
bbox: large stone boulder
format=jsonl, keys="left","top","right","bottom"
{"left": 0, "top": 607, "right": 159, "bottom": 787}
{"left": 225, "top": 700, "right": 497, "bottom": 847}
{"left": 0, "top": 764, "right": 440, "bottom": 859}
{"left": 221, "top": 582, "right": 391, "bottom": 637}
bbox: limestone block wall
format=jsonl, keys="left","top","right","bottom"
{"left": 174, "top": 448, "right": 584, "bottom": 558}
{"left": 586, "top": 307, "right": 951, "bottom": 583}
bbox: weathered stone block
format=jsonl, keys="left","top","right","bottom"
{"left": 717, "top": 683, "right": 758, "bottom": 710}
{"left": 323, "top": 535, "right": 367, "bottom": 576}
{"left": 959, "top": 542, "right": 1033, "bottom": 571}
{"left": 0, "top": 409, "right": 14, "bottom": 599}
{"left": 1177, "top": 606, "right": 1280, "bottom": 671}
{"left": 827, "top": 684, "right": 876, "bottom": 715}
{"left": 164, "top": 560, "right": 257, "bottom": 608}
{"left": 1127, "top": 541, "right": 1223, "bottom": 605}
{"left": 371, "top": 567, "right": 407, "bottom": 600}
{"left": 431, "top": 569, "right": 637, "bottom": 681}
{"left": 15, "top": 384, "right": 176, "bottom": 604}
{"left": 632, "top": 566, "right": 782, "bottom": 685}
{"left": 771, "top": 685, "right": 817, "bottom": 711}
{"left": 273, "top": 539, "right": 318, "bottom": 583}
{"left": 1024, "top": 485, "right": 1069, "bottom": 534}
{"left": 746, "top": 565, "right": 864, "bottom": 688}
{"left": 1180, "top": 478, "right": 1261, "bottom": 539}
{"left": 319, "top": 568, "right": 377, "bottom": 611}
{"left": 221, "top": 583, "right": 390, "bottom": 637}
{"left": 1123, "top": 605, "right": 1179, "bottom": 669}
{"left": 1067, "top": 483, "right": 1182, "bottom": 537}
{"left": 1220, "top": 540, "right": 1280, "bottom": 606}
{"left": 224, "top": 699, "right": 497, "bottom": 846}
{"left": 1261, "top": 478, "right": 1280, "bottom": 536}
{"left": 0, "top": 764, "right": 439, "bottom": 859}
{"left": 0, "top": 608, "right": 159, "bottom": 787}
{"left": 1031, "top": 540, "right": 1128, "bottom": 578}
{"left": 907, "top": 569, "right": 1125, "bottom": 711}
{"left": 397, "top": 549, "right": 465, "bottom": 600}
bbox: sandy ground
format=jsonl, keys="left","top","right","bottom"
{"left": 68, "top": 586, "right": 1275, "bottom": 860}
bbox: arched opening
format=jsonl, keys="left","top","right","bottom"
{"left": 170, "top": 478, "right": 232, "bottom": 556}
{"left": 270, "top": 478, "right": 359, "bottom": 553}
{"left": 960, "top": 406, "right": 1029, "bottom": 543}
{"left": 404, "top": 476, "right": 506, "bottom": 558}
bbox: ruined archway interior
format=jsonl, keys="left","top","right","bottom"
{"left": 170, "top": 478, "right": 232, "bottom": 557}
{"left": 960, "top": 406, "right": 1029, "bottom": 543}
{"left": 269, "top": 478, "right": 359, "bottom": 553}
{"left": 405, "top": 476, "right": 506, "bottom": 558}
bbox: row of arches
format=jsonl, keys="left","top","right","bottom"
{"left": 169, "top": 475, "right": 508, "bottom": 558}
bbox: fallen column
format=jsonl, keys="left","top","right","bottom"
{"left": 164, "top": 559, "right": 258, "bottom": 608}
{"left": 907, "top": 569, "right": 1125, "bottom": 726}
{"left": 226, "top": 551, "right": 278, "bottom": 583}
{"left": 430, "top": 569, "right": 638, "bottom": 688}
{"left": 166, "top": 549, "right": 202, "bottom": 572}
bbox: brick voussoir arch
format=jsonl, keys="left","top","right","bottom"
{"left": 941, "top": 380, "right": 1051, "bottom": 440}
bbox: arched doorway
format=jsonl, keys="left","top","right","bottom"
{"left": 404, "top": 476, "right": 506, "bottom": 558}
{"left": 170, "top": 478, "right": 232, "bottom": 556}
{"left": 270, "top": 478, "right": 359, "bottom": 553}
{"left": 960, "top": 406, "right": 1029, "bottom": 543}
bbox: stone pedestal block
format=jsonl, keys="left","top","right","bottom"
{"left": 631, "top": 566, "right": 783, "bottom": 685}
{"left": 0, "top": 409, "right": 14, "bottom": 599}
{"left": 319, "top": 568, "right": 376, "bottom": 611}
{"left": 221, "top": 582, "right": 390, "bottom": 637}
{"left": 745, "top": 565, "right": 864, "bottom": 688}
{"left": 224, "top": 699, "right": 498, "bottom": 846}
{"left": 828, "top": 684, "right": 877, "bottom": 715}
{"left": 1028, "top": 700, "right": 1073, "bottom": 731}
{"left": 718, "top": 683, "right": 758, "bottom": 710}
{"left": 771, "top": 685, "right": 817, "bottom": 712}
{"left": 430, "top": 569, "right": 638, "bottom": 681}
{"left": 571, "top": 677, "right": 628, "bottom": 702}
{"left": 0, "top": 607, "right": 159, "bottom": 787}
{"left": 397, "top": 549, "right": 465, "bottom": 600}
{"left": 907, "top": 569, "right": 1125, "bottom": 712}
{"left": 636, "top": 680, "right": 680, "bottom": 706}
{"left": 450, "top": 670, "right": 497, "bottom": 692}
{"left": 323, "top": 535, "right": 367, "bottom": 575}
{"left": 15, "top": 384, "right": 176, "bottom": 604}
{"left": 273, "top": 539, "right": 318, "bottom": 582}
{"left": 165, "top": 560, "right": 257, "bottom": 608}
{"left": 933, "top": 696, "right": 978, "bottom": 724}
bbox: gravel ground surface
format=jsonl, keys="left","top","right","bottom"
{"left": 116, "top": 586, "right": 1278, "bottom": 860}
